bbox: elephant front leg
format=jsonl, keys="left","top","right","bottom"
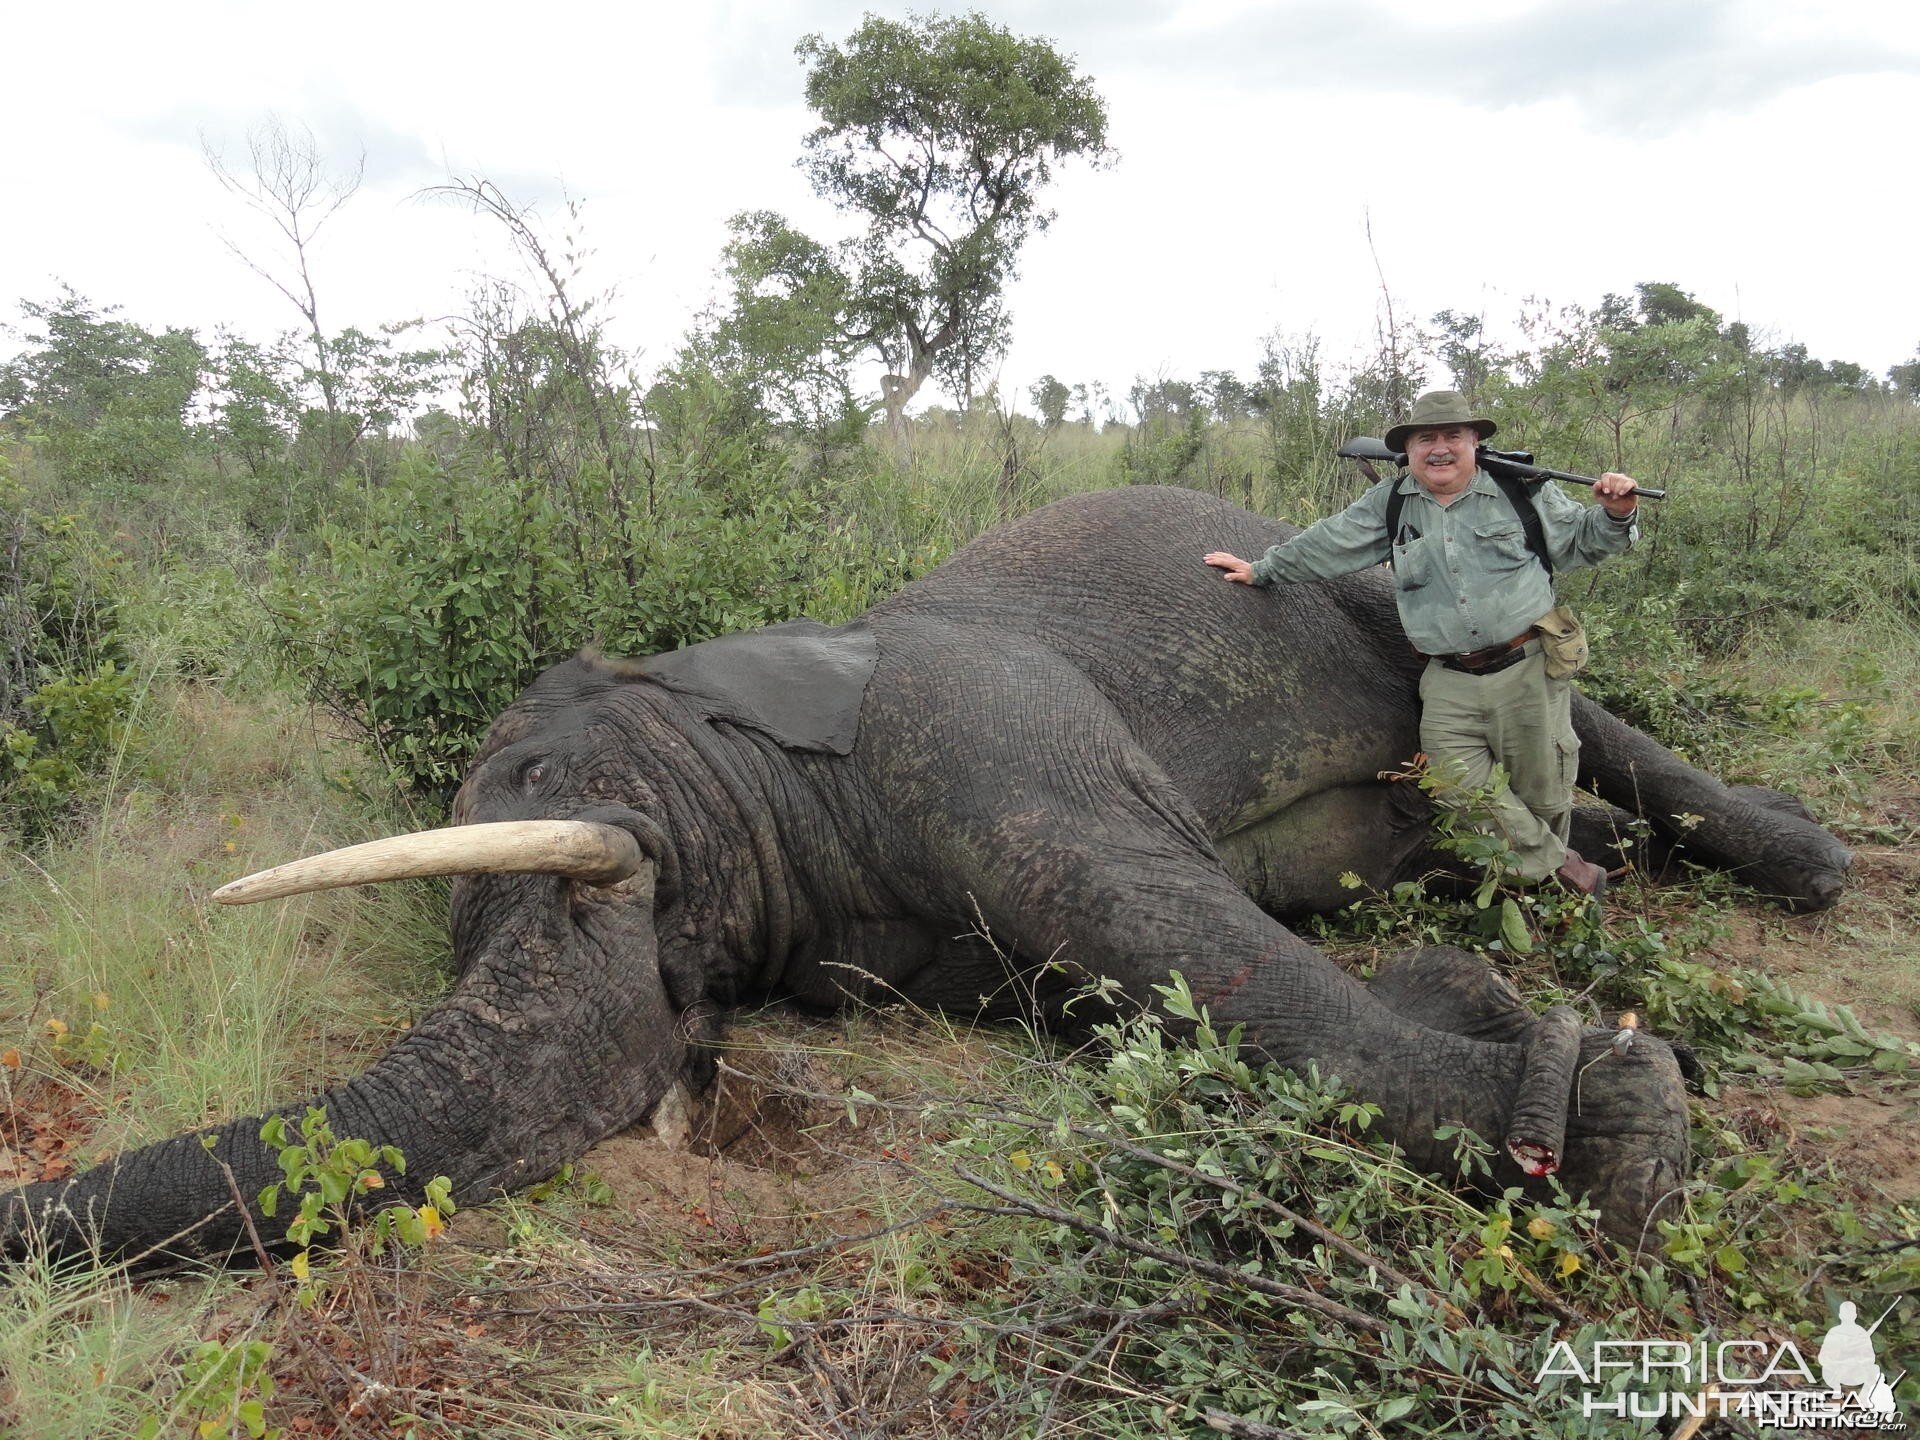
{"left": 957, "top": 827, "right": 1690, "bottom": 1241}
{"left": 1570, "top": 693, "right": 1851, "bottom": 910}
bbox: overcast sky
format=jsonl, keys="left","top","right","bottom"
{"left": 5, "top": 0, "right": 1916, "bottom": 417}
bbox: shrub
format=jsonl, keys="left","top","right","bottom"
{"left": 273, "top": 438, "right": 832, "bottom": 800}
{"left": 0, "top": 459, "right": 140, "bottom": 837}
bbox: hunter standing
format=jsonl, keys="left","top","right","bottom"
{"left": 1204, "top": 390, "right": 1641, "bottom": 896}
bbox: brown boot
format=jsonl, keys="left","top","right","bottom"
{"left": 1554, "top": 847, "right": 1607, "bottom": 900}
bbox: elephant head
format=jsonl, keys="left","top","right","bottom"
{"left": 0, "top": 629, "right": 871, "bottom": 1265}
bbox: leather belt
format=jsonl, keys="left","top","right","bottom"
{"left": 1431, "top": 628, "right": 1540, "bottom": 676}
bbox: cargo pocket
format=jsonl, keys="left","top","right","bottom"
{"left": 1536, "top": 604, "right": 1589, "bottom": 680}
{"left": 1554, "top": 728, "right": 1581, "bottom": 791}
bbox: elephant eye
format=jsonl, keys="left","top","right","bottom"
{"left": 523, "top": 761, "right": 547, "bottom": 787}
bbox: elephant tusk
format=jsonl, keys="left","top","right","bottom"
{"left": 1504, "top": 1005, "right": 1581, "bottom": 1177}
{"left": 213, "top": 821, "right": 646, "bottom": 905}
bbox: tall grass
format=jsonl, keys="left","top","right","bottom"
{"left": 1, "top": 678, "right": 448, "bottom": 1155}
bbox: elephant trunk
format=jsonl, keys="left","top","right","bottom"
{"left": 4, "top": 866, "right": 680, "bottom": 1267}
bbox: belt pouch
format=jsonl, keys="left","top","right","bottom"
{"left": 1535, "top": 604, "right": 1588, "bottom": 680}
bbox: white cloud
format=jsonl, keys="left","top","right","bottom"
{"left": 3, "top": 0, "right": 1915, "bottom": 417}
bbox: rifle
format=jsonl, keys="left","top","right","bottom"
{"left": 1336, "top": 436, "right": 1667, "bottom": 501}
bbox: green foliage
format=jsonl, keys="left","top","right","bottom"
{"left": 1116, "top": 409, "right": 1204, "bottom": 486}
{"left": 274, "top": 423, "right": 831, "bottom": 797}
{"left": 270, "top": 451, "right": 575, "bottom": 794}
{"left": 1, "top": 287, "right": 206, "bottom": 496}
{"left": 1, "top": 661, "right": 139, "bottom": 823}
{"left": 927, "top": 971, "right": 1918, "bottom": 1434}
{"left": 1028, "top": 374, "right": 1070, "bottom": 429}
{"left": 254, "top": 1106, "right": 455, "bottom": 1302}
{"left": 0, "top": 460, "right": 144, "bottom": 837}
{"left": 1253, "top": 333, "right": 1378, "bottom": 519}
{"left": 704, "top": 11, "right": 1112, "bottom": 425}
{"left": 692, "top": 212, "right": 869, "bottom": 436}
{"left": 139, "top": 1339, "right": 279, "bottom": 1440}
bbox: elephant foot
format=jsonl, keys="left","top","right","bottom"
{"left": 1369, "top": 947, "right": 1690, "bottom": 1245}
{"left": 1548, "top": 1027, "right": 1691, "bottom": 1246}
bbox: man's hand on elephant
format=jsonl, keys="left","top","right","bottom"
{"left": 1594, "top": 472, "right": 1640, "bottom": 518}
{"left": 1205, "top": 551, "right": 1256, "bottom": 585}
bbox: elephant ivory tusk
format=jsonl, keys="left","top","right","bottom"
{"left": 1505, "top": 1005, "right": 1581, "bottom": 1177}
{"left": 213, "top": 821, "right": 645, "bottom": 905}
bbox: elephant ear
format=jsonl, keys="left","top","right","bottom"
{"left": 635, "top": 619, "right": 877, "bottom": 755}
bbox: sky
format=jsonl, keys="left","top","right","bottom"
{"left": 4, "top": 0, "right": 1916, "bottom": 418}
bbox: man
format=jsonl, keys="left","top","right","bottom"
{"left": 1204, "top": 390, "right": 1641, "bottom": 897}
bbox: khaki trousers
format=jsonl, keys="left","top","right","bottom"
{"left": 1417, "top": 638, "right": 1579, "bottom": 881}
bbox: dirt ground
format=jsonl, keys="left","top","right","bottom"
{"left": 1684, "top": 783, "right": 1920, "bottom": 1211}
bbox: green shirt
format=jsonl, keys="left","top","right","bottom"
{"left": 1248, "top": 469, "right": 1637, "bottom": 656}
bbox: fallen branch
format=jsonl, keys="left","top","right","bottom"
{"left": 711, "top": 1059, "right": 1498, "bottom": 1328}
{"left": 951, "top": 1165, "right": 1389, "bottom": 1335}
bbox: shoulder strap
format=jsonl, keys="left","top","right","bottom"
{"left": 1383, "top": 481, "right": 1408, "bottom": 570}
{"left": 1487, "top": 469, "right": 1554, "bottom": 579}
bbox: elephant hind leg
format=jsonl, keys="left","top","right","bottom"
{"left": 1571, "top": 693, "right": 1851, "bottom": 910}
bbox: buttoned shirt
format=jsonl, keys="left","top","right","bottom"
{"left": 1248, "top": 469, "right": 1637, "bottom": 656}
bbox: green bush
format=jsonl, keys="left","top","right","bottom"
{"left": 273, "top": 438, "right": 833, "bottom": 800}
{"left": 0, "top": 460, "right": 141, "bottom": 837}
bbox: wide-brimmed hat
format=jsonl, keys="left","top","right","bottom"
{"left": 1384, "top": 390, "right": 1497, "bottom": 454}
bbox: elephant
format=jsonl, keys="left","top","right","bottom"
{"left": 1, "top": 486, "right": 1852, "bottom": 1265}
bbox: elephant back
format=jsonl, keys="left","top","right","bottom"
{"left": 871, "top": 486, "right": 1423, "bottom": 822}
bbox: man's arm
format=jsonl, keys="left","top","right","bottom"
{"left": 1205, "top": 481, "right": 1395, "bottom": 587}
{"left": 1535, "top": 474, "right": 1639, "bottom": 572}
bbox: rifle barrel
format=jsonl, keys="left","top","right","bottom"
{"left": 1478, "top": 449, "right": 1667, "bottom": 502}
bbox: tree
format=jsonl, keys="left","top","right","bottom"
{"left": 1028, "top": 374, "right": 1070, "bottom": 429}
{"left": 436, "top": 180, "right": 649, "bottom": 583}
{"left": 1634, "top": 281, "right": 1720, "bottom": 329}
{"left": 1128, "top": 378, "right": 1198, "bottom": 425}
{"left": 1070, "top": 381, "right": 1109, "bottom": 429}
{"left": 0, "top": 288, "right": 205, "bottom": 491}
{"left": 1889, "top": 348, "right": 1920, "bottom": 400}
{"left": 1767, "top": 342, "right": 1826, "bottom": 396}
{"left": 1197, "top": 370, "right": 1255, "bottom": 422}
{"left": 205, "top": 330, "right": 300, "bottom": 478}
{"left": 713, "top": 13, "right": 1111, "bottom": 440}
{"left": 205, "top": 118, "right": 365, "bottom": 478}
{"left": 1429, "top": 309, "right": 1508, "bottom": 395}
{"left": 698, "top": 210, "right": 869, "bottom": 436}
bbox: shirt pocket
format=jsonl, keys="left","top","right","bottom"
{"left": 1391, "top": 534, "right": 1436, "bottom": 592}
{"left": 1472, "top": 519, "right": 1536, "bottom": 576}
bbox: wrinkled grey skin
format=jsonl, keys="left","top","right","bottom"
{"left": 2, "top": 488, "right": 1851, "bottom": 1266}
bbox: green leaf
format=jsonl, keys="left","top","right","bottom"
{"left": 1499, "top": 897, "right": 1532, "bottom": 954}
